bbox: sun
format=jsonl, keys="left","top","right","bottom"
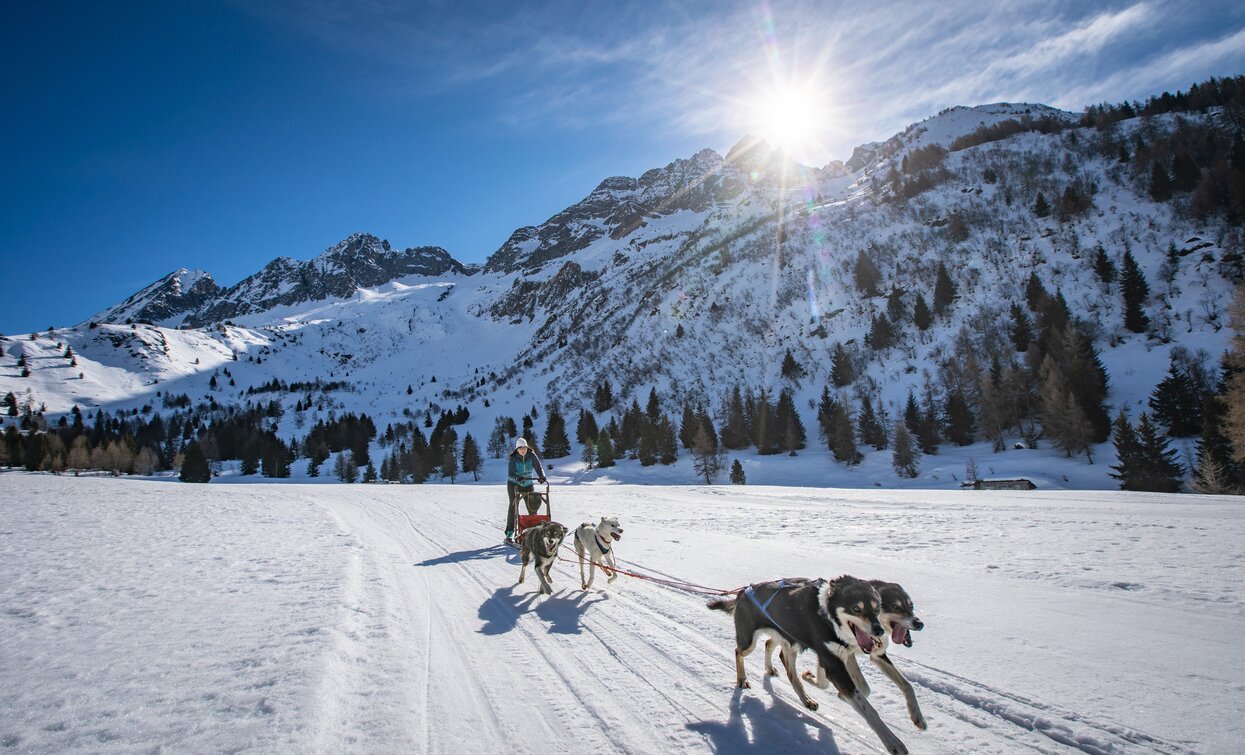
{"left": 745, "top": 82, "right": 827, "bottom": 160}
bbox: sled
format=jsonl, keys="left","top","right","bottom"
{"left": 514, "top": 479, "right": 551, "bottom": 542}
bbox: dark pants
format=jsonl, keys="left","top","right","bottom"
{"left": 505, "top": 482, "right": 539, "bottom": 533}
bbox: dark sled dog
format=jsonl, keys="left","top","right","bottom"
{"left": 708, "top": 575, "right": 909, "bottom": 755}
{"left": 764, "top": 578, "right": 927, "bottom": 730}
{"left": 517, "top": 521, "right": 567, "bottom": 595}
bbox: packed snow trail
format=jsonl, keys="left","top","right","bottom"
{"left": 3, "top": 475, "right": 1240, "bottom": 752}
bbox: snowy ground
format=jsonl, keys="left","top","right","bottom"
{"left": 2, "top": 473, "right": 1243, "bottom": 753}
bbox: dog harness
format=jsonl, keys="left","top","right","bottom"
{"left": 595, "top": 534, "right": 612, "bottom": 555}
{"left": 744, "top": 579, "right": 796, "bottom": 642}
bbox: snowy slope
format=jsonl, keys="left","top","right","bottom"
{"left": 1, "top": 98, "right": 1239, "bottom": 490}
{"left": 2, "top": 474, "right": 1239, "bottom": 753}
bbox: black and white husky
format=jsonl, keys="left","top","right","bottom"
{"left": 572, "top": 516, "right": 623, "bottom": 590}
{"left": 708, "top": 575, "right": 909, "bottom": 755}
{"left": 764, "top": 578, "right": 927, "bottom": 730}
{"left": 517, "top": 521, "right": 567, "bottom": 595}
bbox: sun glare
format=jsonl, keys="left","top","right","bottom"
{"left": 750, "top": 85, "right": 822, "bottom": 158}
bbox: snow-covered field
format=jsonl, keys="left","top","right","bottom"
{"left": 2, "top": 473, "right": 1242, "bottom": 753}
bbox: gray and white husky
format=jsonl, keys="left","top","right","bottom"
{"left": 518, "top": 521, "right": 567, "bottom": 595}
{"left": 573, "top": 516, "right": 623, "bottom": 590}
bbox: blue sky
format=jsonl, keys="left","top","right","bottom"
{"left": 2, "top": 0, "right": 1243, "bottom": 334}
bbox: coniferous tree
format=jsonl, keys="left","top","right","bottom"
{"left": 1131, "top": 413, "right": 1184, "bottom": 491}
{"left": 593, "top": 380, "right": 614, "bottom": 413}
{"left": 943, "top": 388, "right": 975, "bottom": 445}
{"left": 775, "top": 389, "right": 806, "bottom": 455}
{"left": 576, "top": 409, "right": 599, "bottom": 447}
{"left": 1149, "top": 161, "right": 1173, "bottom": 201}
{"left": 658, "top": 415, "right": 679, "bottom": 465}
{"left": 830, "top": 343, "right": 854, "bottom": 387}
{"left": 868, "top": 313, "right": 896, "bottom": 350}
{"left": 1197, "top": 381, "right": 1245, "bottom": 492}
{"left": 912, "top": 295, "right": 932, "bottom": 331}
{"left": 853, "top": 250, "right": 883, "bottom": 296}
{"left": 240, "top": 441, "right": 260, "bottom": 476}
{"left": 461, "top": 433, "right": 482, "bottom": 481}
{"left": 179, "top": 441, "right": 210, "bottom": 483}
{"left": 692, "top": 424, "right": 724, "bottom": 484}
{"left": 886, "top": 286, "right": 906, "bottom": 324}
{"left": 1121, "top": 248, "right": 1151, "bottom": 333}
{"left": 754, "top": 390, "right": 779, "bottom": 455}
{"left": 721, "top": 385, "right": 749, "bottom": 450}
{"left": 1149, "top": 361, "right": 1204, "bottom": 437}
{"left": 933, "top": 262, "right": 956, "bottom": 315}
{"left": 828, "top": 400, "right": 861, "bottom": 464}
{"left": 441, "top": 428, "right": 459, "bottom": 482}
{"left": 857, "top": 395, "right": 887, "bottom": 450}
{"left": 780, "top": 349, "right": 806, "bottom": 383}
{"left": 1093, "top": 245, "right": 1116, "bottom": 284}
{"left": 335, "top": 451, "right": 357, "bottom": 483}
{"left": 679, "top": 402, "right": 698, "bottom": 449}
{"left": 645, "top": 388, "right": 662, "bottom": 425}
{"left": 542, "top": 405, "right": 572, "bottom": 459}
{"left": 729, "top": 459, "right": 746, "bottom": 485}
{"left": 1040, "top": 355, "right": 1095, "bottom": 461}
{"left": 816, "top": 386, "right": 837, "bottom": 446}
{"left": 362, "top": 462, "right": 378, "bottom": 483}
{"left": 1009, "top": 304, "right": 1034, "bottom": 352}
{"left": 581, "top": 436, "right": 598, "bottom": 470}
{"left": 1034, "top": 192, "right": 1051, "bottom": 218}
{"left": 915, "top": 391, "right": 942, "bottom": 454}
{"left": 595, "top": 429, "right": 615, "bottom": 468}
{"left": 1025, "top": 272, "right": 1050, "bottom": 312}
{"left": 637, "top": 416, "right": 659, "bottom": 466}
{"left": 892, "top": 423, "right": 919, "bottom": 478}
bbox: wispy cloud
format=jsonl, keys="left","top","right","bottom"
{"left": 238, "top": 0, "right": 1245, "bottom": 164}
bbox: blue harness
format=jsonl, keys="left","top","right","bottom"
{"left": 595, "top": 534, "right": 612, "bottom": 555}
{"left": 743, "top": 579, "right": 810, "bottom": 644}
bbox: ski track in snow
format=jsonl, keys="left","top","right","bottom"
{"left": 2, "top": 475, "right": 1239, "bottom": 753}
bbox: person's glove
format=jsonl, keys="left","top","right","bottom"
{"left": 538, "top": 476, "right": 547, "bottom": 484}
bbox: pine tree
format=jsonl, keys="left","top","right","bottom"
{"left": 721, "top": 385, "right": 748, "bottom": 449}
{"left": 729, "top": 459, "right": 746, "bottom": 485}
{"left": 754, "top": 390, "right": 779, "bottom": 455}
{"left": 857, "top": 395, "right": 887, "bottom": 450}
{"left": 1034, "top": 192, "right": 1051, "bottom": 218}
{"left": 780, "top": 349, "right": 806, "bottom": 382}
{"left": 1120, "top": 249, "right": 1150, "bottom": 333}
{"left": 1093, "top": 245, "right": 1116, "bottom": 284}
{"left": 1039, "top": 355, "right": 1094, "bottom": 461}
{"left": 179, "top": 441, "right": 210, "bottom": 483}
{"left": 595, "top": 430, "right": 615, "bottom": 468}
{"left": 692, "top": 424, "right": 724, "bottom": 484}
{"left": 1009, "top": 303, "right": 1033, "bottom": 352}
{"left": 892, "top": 423, "right": 919, "bottom": 478}
{"left": 867, "top": 313, "right": 896, "bottom": 350}
{"left": 576, "top": 409, "right": 599, "bottom": 446}
{"left": 335, "top": 451, "right": 358, "bottom": 483}
{"left": 854, "top": 250, "right": 883, "bottom": 296}
{"left": 912, "top": 295, "right": 932, "bottom": 331}
{"left": 1131, "top": 413, "right": 1184, "bottom": 492}
{"left": 593, "top": 380, "right": 614, "bottom": 413}
{"left": 816, "top": 386, "right": 837, "bottom": 446}
{"left": 362, "top": 462, "right": 378, "bottom": 483}
{"left": 1149, "top": 361, "right": 1203, "bottom": 437}
{"left": 915, "top": 391, "right": 941, "bottom": 455}
{"left": 933, "top": 262, "right": 956, "bottom": 315}
{"left": 1149, "top": 161, "right": 1173, "bottom": 201}
{"left": 542, "top": 405, "right": 572, "bottom": 458}
{"left": 461, "top": 433, "right": 482, "bottom": 481}
{"left": 658, "top": 415, "right": 679, "bottom": 465}
{"left": 581, "top": 437, "right": 598, "bottom": 470}
{"left": 679, "top": 402, "right": 698, "bottom": 449}
{"left": 441, "top": 428, "right": 459, "bottom": 482}
{"left": 830, "top": 343, "right": 854, "bottom": 387}
{"left": 828, "top": 400, "right": 861, "bottom": 464}
{"left": 775, "top": 389, "right": 806, "bottom": 455}
{"left": 943, "top": 388, "right": 975, "bottom": 445}
{"left": 1025, "top": 272, "right": 1050, "bottom": 312}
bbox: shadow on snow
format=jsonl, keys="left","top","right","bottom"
{"left": 685, "top": 682, "right": 843, "bottom": 754}
{"left": 478, "top": 585, "right": 608, "bottom": 636}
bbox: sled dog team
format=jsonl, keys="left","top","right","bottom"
{"left": 506, "top": 439, "right": 925, "bottom": 754}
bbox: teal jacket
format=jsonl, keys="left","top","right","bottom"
{"left": 507, "top": 449, "right": 546, "bottom": 486}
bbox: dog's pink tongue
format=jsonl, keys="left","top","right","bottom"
{"left": 611, "top": 532, "right": 621, "bottom": 541}
{"left": 853, "top": 625, "right": 875, "bottom": 653}
{"left": 892, "top": 625, "right": 909, "bottom": 646}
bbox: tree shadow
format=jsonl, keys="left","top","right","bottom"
{"left": 686, "top": 683, "right": 843, "bottom": 754}
{"left": 416, "top": 544, "right": 511, "bottom": 567}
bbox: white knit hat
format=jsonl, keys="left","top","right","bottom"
{"left": 515, "top": 437, "right": 528, "bottom": 449}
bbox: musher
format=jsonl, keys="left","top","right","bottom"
{"left": 505, "top": 437, "right": 546, "bottom": 545}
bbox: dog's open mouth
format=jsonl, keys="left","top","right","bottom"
{"left": 892, "top": 624, "right": 911, "bottom": 647}
{"left": 852, "top": 625, "right": 876, "bottom": 653}
{"left": 611, "top": 532, "right": 622, "bottom": 541}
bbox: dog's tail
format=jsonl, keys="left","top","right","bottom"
{"left": 707, "top": 592, "right": 740, "bottom": 613}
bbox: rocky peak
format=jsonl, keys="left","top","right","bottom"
{"left": 87, "top": 268, "right": 222, "bottom": 326}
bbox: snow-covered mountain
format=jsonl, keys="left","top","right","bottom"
{"left": 3, "top": 96, "right": 1239, "bottom": 487}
